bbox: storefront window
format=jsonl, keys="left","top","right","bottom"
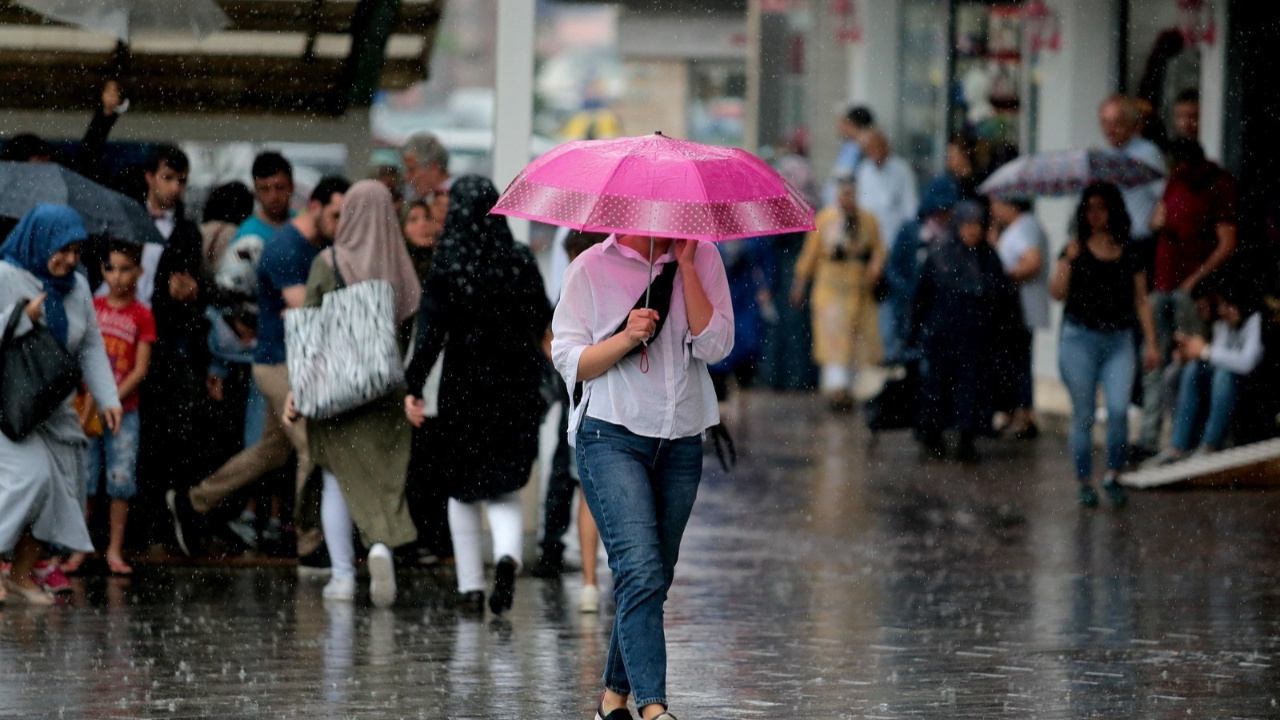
{"left": 951, "top": 1, "right": 1024, "bottom": 166}
{"left": 899, "top": 0, "right": 951, "bottom": 179}
{"left": 688, "top": 61, "right": 748, "bottom": 147}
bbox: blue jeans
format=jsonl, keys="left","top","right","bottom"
{"left": 1058, "top": 322, "right": 1135, "bottom": 481}
{"left": 1138, "top": 289, "right": 1202, "bottom": 448}
{"left": 576, "top": 417, "right": 703, "bottom": 710}
{"left": 86, "top": 409, "right": 141, "bottom": 500}
{"left": 1171, "top": 360, "right": 1238, "bottom": 451}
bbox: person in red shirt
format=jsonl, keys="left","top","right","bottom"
{"left": 66, "top": 242, "right": 156, "bottom": 575}
{"left": 1134, "top": 138, "right": 1238, "bottom": 459}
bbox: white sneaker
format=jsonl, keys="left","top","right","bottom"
{"left": 579, "top": 583, "right": 600, "bottom": 614}
{"left": 322, "top": 574, "right": 356, "bottom": 602}
{"left": 1141, "top": 448, "right": 1186, "bottom": 469}
{"left": 367, "top": 543, "right": 396, "bottom": 608}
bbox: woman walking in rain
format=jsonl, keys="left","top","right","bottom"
{"left": 404, "top": 176, "right": 551, "bottom": 616}
{"left": 790, "top": 174, "right": 884, "bottom": 410}
{"left": 288, "top": 180, "right": 421, "bottom": 606}
{"left": 552, "top": 231, "right": 733, "bottom": 720}
{"left": 0, "top": 205, "right": 122, "bottom": 605}
{"left": 1051, "top": 182, "right": 1159, "bottom": 507}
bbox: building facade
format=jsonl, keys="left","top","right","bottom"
{"left": 758, "top": 0, "right": 1278, "bottom": 381}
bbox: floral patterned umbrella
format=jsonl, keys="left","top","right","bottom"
{"left": 978, "top": 148, "right": 1165, "bottom": 199}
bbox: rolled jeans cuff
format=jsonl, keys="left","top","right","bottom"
{"left": 632, "top": 696, "right": 667, "bottom": 711}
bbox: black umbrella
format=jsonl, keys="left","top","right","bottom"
{"left": 0, "top": 161, "right": 165, "bottom": 246}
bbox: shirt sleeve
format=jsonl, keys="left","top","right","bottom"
{"left": 1209, "top": 314, "right": 1264, "bottom": 375}
{"left": 688, "top": 242, "right": 734, "bottom": 365}
{"left": 550, "top": 258, "right": 596, "bottom": 391}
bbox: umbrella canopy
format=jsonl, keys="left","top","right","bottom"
{"left": 14, "top": 0, "right": 230, "bottom": 43}
{"left": 0, "top": 161, "right": 165, "bottom": 246}
{"left": 978, "top": 148, "right": 1165, "bottom": 199}
{"left": 491, "top": 132, "right": 815, "bottom": 242}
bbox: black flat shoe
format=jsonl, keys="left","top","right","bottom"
{"left": 594, "top": 696, "right": 634, "bottom": 720}
{"left": 1102, "top": 477, "right": 1128, "bottom": 508}
{"left": 489, "top": 556, "right": 517, "bottom": 615}
{"left": 455, "top": 590, "right": 484, "bottom": 615}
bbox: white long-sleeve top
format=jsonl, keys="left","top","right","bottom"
{"left": 551, "top": 236, "right": 734, "bottom": 444}
{"left": 1208, "top": 313, "right": 1264, "bottom": 375}
{"left": 856, "top": 156, "right": 919, "bottom": 251}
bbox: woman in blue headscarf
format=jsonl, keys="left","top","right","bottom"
{"left": 0, "top": 204, "right": 121, "bottom": 605}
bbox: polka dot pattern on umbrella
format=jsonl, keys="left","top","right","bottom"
{"left": 491, "top": 133, "right": 815, "bottom": 242}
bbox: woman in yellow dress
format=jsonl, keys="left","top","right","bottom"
{"left": 790, "top": 176, "right": 885, "bottom": 410}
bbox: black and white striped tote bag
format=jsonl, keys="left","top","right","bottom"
{"left": 284, "top": 279, "right": 405, "bottom": 419}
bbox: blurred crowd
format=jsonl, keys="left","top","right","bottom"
{"left": 745, "top": 92, "right": 1278, "bottom": 504}
{"left": 0, "top": 81, "right": 578, "bottom": 613}
{"left": 2, "top": 78, "right": 1278, "bottom": 609}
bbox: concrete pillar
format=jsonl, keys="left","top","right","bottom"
{"left": 744, "top": 0, "right": 762, "bottom": 153}
{"left": 847, "top": 0, "right": 904, "bottom": 144}
{"left": 492, "top": 0, "right": 535, "bottom": 244}
{"left": 804, "top": 2, "right": 852, "bottom": 188}
{"left": 1198, "top": 0, "right": 1228, "bottom": 162}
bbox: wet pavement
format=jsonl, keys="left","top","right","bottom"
{"left": 3, "top": 390, "right": 1280, "bottom": 719}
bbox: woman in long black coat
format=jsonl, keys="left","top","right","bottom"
{"left": 909, "top": 201, "right": 1022, "bottom": 462}
{"left": 404, "top": 176, "right": 551, "bottom": 614}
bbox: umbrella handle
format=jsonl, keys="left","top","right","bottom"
{"left": 642, "top": 236, "right": 654, "bottom": 344}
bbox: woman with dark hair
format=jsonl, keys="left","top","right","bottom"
{"left": 199, "top": 181, "right": 254, "bottom": 282}
{"left": 1051, "top": 182, "right": 1159, "bottom": 508}
{"left": 403, "top": 176, "right": 551, "bottom": 616}
{"left": 1149, "top": 281, "right": 1265, "bottom": 463}
{"left": 910, "top": 200, "right": 1021, "bottom": 462}
{"left": 400, "top": 196, "right": 452, "bottom": 566}
{"left": 401, "top": 198, "right": 439, "bottom": 283}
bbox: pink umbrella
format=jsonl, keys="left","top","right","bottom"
{"left": 490, "top": 132, "right": 815, "bottom": 243}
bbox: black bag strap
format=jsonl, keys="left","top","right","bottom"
{"left": 614, "top": 261, "right": 679, "bottom": 359}
{"left": 572, "top": 261, "right": 680, "bottom": 405}
{"left": 2, "top": 300, "right": 27, "bottom": 349}
{"left": 329, "top": 246, "right": 346, "bottom": 289}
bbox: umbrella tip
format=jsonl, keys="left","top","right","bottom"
{"left": 654, "top": 131, "right": 664, "bottom": 136}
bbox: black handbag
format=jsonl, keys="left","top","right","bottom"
{"left": 0, "top": 299, "right": 83, "bottom": 441}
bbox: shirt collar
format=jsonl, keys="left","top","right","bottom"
{"left": 602, "top": 235, "right": 677, "bottom": 265}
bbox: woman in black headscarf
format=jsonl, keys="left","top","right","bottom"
{"left": 404, "top": 175, "right": 551, "bottom": 615}
{"left": 910, "top": 200, "right": 1022, "bottom": 462}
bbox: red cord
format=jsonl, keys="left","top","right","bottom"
{"left": 640, "top": 346, "right": 650, "bottom": 373}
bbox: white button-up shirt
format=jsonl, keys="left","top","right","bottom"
{"left": 856, "top": 156, "right": 919, "bottom": 251}
{"left": 552, "top": 236, "right": 734, "bottom": 443}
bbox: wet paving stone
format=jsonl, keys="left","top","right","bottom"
{"left": 3, "top": 390, "right": 1279, "bottom": 718}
